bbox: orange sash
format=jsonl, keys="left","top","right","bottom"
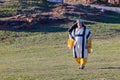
{"left": 68, "top": 38, "right": 74, "bottom": 49}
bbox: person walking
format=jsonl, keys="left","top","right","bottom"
{"left": 68, "top": 19, "right": 92, "bottom": 69}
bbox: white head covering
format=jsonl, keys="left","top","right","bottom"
{"left": 76, "top": 19, "right": 85, "bottom": 27}
{"left": 76, "top": 19, "right": 83, "bottom": 24}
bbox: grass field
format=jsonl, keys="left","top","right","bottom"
{"left": 0, "top": 20, "right": 120, "bottom": 80}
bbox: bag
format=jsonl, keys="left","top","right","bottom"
{"left": 67, "top": 38, "right": 74, "bottom": 49}
{"left": 87, "top": 39, "right": 92, "bottom": 53}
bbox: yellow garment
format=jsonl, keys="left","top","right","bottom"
{"left": 68, "top": 38, "right": 74, "bottom": 49}
{"left": 87, "top": 38, "right": 92, "bottom": 53}
{"left": 75, "top": 58, "right": 87, "bottom": 66}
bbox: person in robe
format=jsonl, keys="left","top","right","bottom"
{"left": 68, "top": 19, "right": 92, "bottom": 69}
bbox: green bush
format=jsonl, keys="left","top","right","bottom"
{"left": 0, "top": 8, "right": 17, "bottom": 17}
{"left": 0, "top": 0, "right": 52, "bottom": 17}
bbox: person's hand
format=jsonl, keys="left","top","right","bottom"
{"left": 68, "top": 47, "right": 73, "bottom": 50}
{"left": 88, "top": 49, "right": 93, "bottom": 54}
{"left": 74, "top": 41, "right": 77, "bottom": 45}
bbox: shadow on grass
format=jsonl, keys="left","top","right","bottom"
{"left": 0, "top": 22, "right": 69, "bottom": 33}
{"left": 14, "top": 21, "right": 95, "bottom": 33}
{"left": 82, "top": 12, "right": 120, "bottom": 24}
{"left": 95, "top": 11, "right": 120, "bottom": 24}
{"left": 0, "top": 22, "right": 69, "bottom": 43}
{"left": 24, "top": 23, "right": 69, "bottom": 33}
{"left": 0, "top": 19, "right": 95, "bottom": 33}
{"left": 100, "top": 67, "right": 120, "bottom": 69}
{"left": 110, "top": 29, "right": 120, "bottom": 33}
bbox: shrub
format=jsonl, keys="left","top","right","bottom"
{"left": 0, "top": 8, "right": 17, "bottom": 17}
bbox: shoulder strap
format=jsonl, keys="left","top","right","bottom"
{"left": 83, "top": 27, "right": 86, "bottom": 36}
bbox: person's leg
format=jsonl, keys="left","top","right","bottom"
{"left": 80, "top": 58, "right": 87, "bottom": 69}
{"left": 75, "top": 58, "right": 80, "bottom": 64}
{"left": 80, "top": 58, "right": 87, "bottom": 66}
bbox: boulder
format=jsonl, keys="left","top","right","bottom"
{"left": 108, "top": 0, "right": 120, "bottom": 5}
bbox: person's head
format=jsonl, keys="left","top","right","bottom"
{"left": 76, "top": 19, "right": 84, "bottom": 29}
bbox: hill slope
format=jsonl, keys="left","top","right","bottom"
{"left": 0, "top": 2, "right": 120, "bottom": 80}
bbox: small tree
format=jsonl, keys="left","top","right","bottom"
{"left": 39, "top": 0, "right": 47, "bottom": 6}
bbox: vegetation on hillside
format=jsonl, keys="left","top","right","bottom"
{"left": 1, "top": 0, "right": 120, "bottom": 17}
{"left": 0, "top": 0, "right": 50, "bottom": 17}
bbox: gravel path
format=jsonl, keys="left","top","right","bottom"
{"left": 90, "top": 5, "right": 120, "bottom": 13}
{"left": 66, "top": 2, "right": 120, "bottom": 13}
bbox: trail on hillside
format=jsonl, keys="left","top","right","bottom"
{"left": 90, "top": 4, "right": 120, "bottom": 13}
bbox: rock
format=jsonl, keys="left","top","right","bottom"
{"left": 108, "top": 0, "right": 120, "bottom": 5}
{"left": 31, "top": 14, "right": 37, "bottom": 18}
{"left": 12, "top": 14, "right": 21, "bottom": 19}
{"left": 26, "top": 18, "right": 33, "bottom": 23}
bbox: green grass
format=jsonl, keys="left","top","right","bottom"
{"left": 0, "top": 0, "right": 55, "bottom": 17}
{"left": 0, "top": 1, "right": 120, "bottom": 80}
{"left": 0, "top": 20, "right": 120, "bottom": 80}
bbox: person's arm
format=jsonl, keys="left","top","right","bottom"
{"left": 68, "top": 23, "right": 77, "bottom": 40}
{"left": 68, "top": 23, "right": 77, "bottom": 49}
{"left": 69, "top": 32, "right": 75, "bottom": 40}
{"left": 68, "top": 23, "right": 77, "bottom": 33}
